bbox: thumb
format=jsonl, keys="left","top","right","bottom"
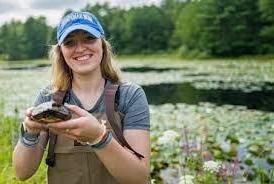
{"left": 25, "top": 107, "right": 34, "bottom": 117}
{"left": 65, "top": 104, "right": 88, "bottom": 117}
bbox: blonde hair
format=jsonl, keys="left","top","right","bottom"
{"left": 49, "top": 39, "right": 121, "bottom": 92}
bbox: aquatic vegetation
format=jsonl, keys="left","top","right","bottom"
{"left": 150, "top": 103, "right": 274, "bottom": 183}
{"left": 0, "top": 59, "right": 273, "bottom": 183}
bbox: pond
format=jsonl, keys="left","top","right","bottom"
{"left": 0, "top": 60, "right": 273, "bottom": 183}
{"left": 143, "top": 82, "right": 274, "bottom": 112}
{"left": 119, "top": 65, "right": 274, "bottom": 112}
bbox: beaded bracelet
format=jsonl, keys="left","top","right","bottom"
{"left": 86, "top": 124, "right": 106, "bottom": 145}
{"left": 90, "top": 131, "right": 113, "bottom": 149}
{"left": 20, "top": 123, "right": 39, "bottom": 147}
{"left": 20, "top": 135, "right": 39, "bottom": 147}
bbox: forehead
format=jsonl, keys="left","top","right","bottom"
{"left": 66, "top": 30, "right": 94, "bottom": 39}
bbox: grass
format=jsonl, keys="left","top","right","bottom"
{"left": 0, "top": 59, "right": 50, "bottom": 70}
{"left": 0, "top": 108, "right": 47, "bottom": 184}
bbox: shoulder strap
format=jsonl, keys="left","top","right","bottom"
{"left": 46, "top": 90, "right": 67, "bottom": 167}
{"left": 52, "top": 90, "right": 67, "bottom": 106}
{"left": 105, "top": 82, "right": 144, "bottom": 159}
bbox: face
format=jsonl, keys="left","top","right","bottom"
{"left": 60, "top": 30, "right": 103, "bottom": 75}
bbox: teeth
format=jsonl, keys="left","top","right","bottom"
{"left": 76, "top": 55, "right": 90, "bottom": 61}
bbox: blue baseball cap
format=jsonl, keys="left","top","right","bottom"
{"left": 57, "top": 11, "right": 105, "bottom": 45}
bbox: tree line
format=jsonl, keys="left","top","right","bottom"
{"left": 0, "top": 0, "right": 273, "bottom": 60}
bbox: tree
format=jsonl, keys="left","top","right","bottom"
{"left": 171, "top": 1, "right": 203, "bottom": 50}
{"left": 124, "top": 6, "right": 174, "bottom": 54}
{"left": 259, "top": 0, "right": 274, "bottom": 53}
{"left": 0, "top": 20, "right": 26, "bottom": 60}
{"left": 199, "top": 0, "right": 261, "bottom": 56}
{"left": 24, "top": 16, "right": 49, "bottom": 59}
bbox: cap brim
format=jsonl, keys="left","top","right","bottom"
{"left": 58, "top": 24, "right": 102, "bottom": 45}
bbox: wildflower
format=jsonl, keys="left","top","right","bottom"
{"left": 157, "top": 130, "right": 180, "bottom": 145}
{"left": 179, "top": 175, "right": 195, "bottom": 184}
{"left": 203, "top": 160, "right": 221, "bottom": 173}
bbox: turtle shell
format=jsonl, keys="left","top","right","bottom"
{"left": 31, "top": 101, "right": 71, "bottom": 123}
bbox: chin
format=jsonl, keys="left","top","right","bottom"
{"left": 73, "top": 65, "right": 101, "bottom": 75}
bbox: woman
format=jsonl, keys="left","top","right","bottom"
{"left": 12, "top": 11, "right": 150, "bottom": 184}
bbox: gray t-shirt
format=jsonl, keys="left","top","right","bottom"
{"left": 33, "top": 81, "right": 150, "bottom": 130}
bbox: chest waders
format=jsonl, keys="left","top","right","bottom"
{"left": 45, "top": 83, "right": 144, "bottom": 184}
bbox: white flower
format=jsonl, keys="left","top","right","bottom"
{"left": 203, "top": 160, "right": 221, "bottom": 173}
{"left": 157, "top": 130, "right": 180, "bottom": 145}
{"left": 179, "top": 175, "right": 195, "bottom": 184}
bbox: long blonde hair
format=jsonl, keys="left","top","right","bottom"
{"left": 49, "top": 39, "right": 121, "bottom": 92}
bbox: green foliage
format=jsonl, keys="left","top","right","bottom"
{"left": 0, "top": 20, "right": 27, "bottom": 60}
{"left": 259, "top": 0, "right": 274, "bottom": 53}
{"left": 198, "top": 0, "right": 261, "bottom": 56}
{"left": 171, "top": 1, "right": 203, "bottom": 50}
{"left": 123, "top": 6, "right": 173, "bottom": 54}
{"left": 0, "top": 17, "right": 50, "bottom": 61}
{"left": 24, "top": 17, "right": 50, "bottom": 59}
{"left": 0, "top": 104, "right": 47, "bottom": 184}
{"left": 0, "top": 1, "right": 274, "bottom": 59}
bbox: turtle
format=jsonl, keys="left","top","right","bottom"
{"left": 31, "top": 101, "right": 72, "bottom": 123}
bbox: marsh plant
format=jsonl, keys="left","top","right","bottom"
{"left": 154, "top": 122, "right": 274, "bottom": 184}
{"left": 178, "top": 126, "right": 240, "bottom": 184}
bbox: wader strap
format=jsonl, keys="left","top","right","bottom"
{"left": 105, "top": 83, "right": 144, "bottom": 159}
{"left": 52, "top": 90, "right": 67, "bottom": 106}
{"left": 46, "top": 133, "right": 57, "bottom": 167}
{"left": 46, "top": 91, "right": 66, "bottom": 167}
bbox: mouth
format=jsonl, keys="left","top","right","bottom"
{"left": 74, "top": 54, "right": 93, "bottom": 61}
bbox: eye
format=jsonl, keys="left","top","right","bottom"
{"left": 63, "top": 39, "right": 76, "bottom": 47}
{"left": 84, "top": 35, "right": 96, "bottom": 43}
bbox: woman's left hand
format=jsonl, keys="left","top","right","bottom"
{"left": 46, "top": 104, "right": 104, "bottom": 143}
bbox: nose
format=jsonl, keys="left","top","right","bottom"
{"left": 75, "top": 41, "right": 86, "bottom": 52}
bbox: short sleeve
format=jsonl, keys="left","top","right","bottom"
{"left": 33, "top": 87, "right": 52, "bottom": 107}
{"left": 119, "top": 82, "right": 150, "bottom": 130}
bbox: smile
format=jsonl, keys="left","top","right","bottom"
{"left": 74, "top": 54, "right": 92, "bottom": 61}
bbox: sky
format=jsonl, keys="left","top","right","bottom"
{"left": 0, "top": 0, "right": 161, "bottom": 26}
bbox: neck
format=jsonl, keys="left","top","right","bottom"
{"left": 72, "top": 71, "right": 105, "bottom": 94}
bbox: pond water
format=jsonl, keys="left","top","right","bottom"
{"left": 120, "top": 66, "right": 274, "bottom": 112}
{"left": 121, "top": 66, "right": 183, "bottom": 72}
{"left": 143, "top": 82, "right": 274, "bottom": 112}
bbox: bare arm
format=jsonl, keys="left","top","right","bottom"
{"left": 94, "top": 129, "right": 150, "bottom": 184}
{"left": 12, "top": 131, "right": 48, "bottom": 181}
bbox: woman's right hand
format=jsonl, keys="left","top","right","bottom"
{"left": 23, "top": 107, "right": 47, "bottom": 134}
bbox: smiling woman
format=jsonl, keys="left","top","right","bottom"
{"left": 12, "top": 11, "right": 150, "bottom": 184}
{"left": 60, "top": 31, "right": 104, "bottom": 76}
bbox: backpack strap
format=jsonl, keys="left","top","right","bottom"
{"left": 46, "top": 90, "right": 67, "bottom": 167}
{"left": 52, "top": 90, "right": 67, "bottom": 106}
{"left": 105, "top": 82, "right": 144, "bottom": 159}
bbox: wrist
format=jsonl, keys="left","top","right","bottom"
{"left": 86, "top": 124, "right": 106, "bottom": 145}
{"left": 90, "top": 130, "right": 113, "bottom": 149}
{"left": 20, "top": 136, "right": 39, "bottom": 147}
{"left": 20, "top": 123, "right": 39, "bottom": 147}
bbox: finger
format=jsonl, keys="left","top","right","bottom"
{"left": 48, "top": 127, "right": 62, "bottom": 135}
{"left": 48, "top": 127, "right": 77, "bottom": 140}
{"left": 61, "top": 133, "right": 78, "bottom": 140}
{"left": 65, "top": 104, "right": 88, "bottom": 117}
{"left": 46, "top": 119, "right": 79, "bottom": 129}
{"left": 25, "top": 107, "right": 34, "bottom": 117}
{"left": 25, "top": 117, "right": 47, "bottom": 130}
